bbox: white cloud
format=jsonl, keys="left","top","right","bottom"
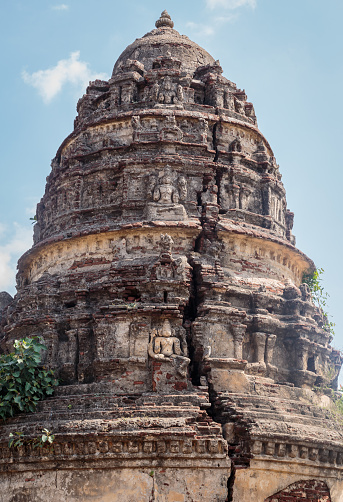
{"left": 188, "top": 0, "right": 252, "bottom": 37}
{"left": 186, "top": 22, "right": 215, "bottom": 37}
{"left": 0, "top": 223, "right": 33, "bottom": 294}
{"left": 214, "top": 14, "right": 238, "bottom": 24}
{"left": 206, "top": 0, "right": 256, "bottom": 9}
{"left": 51, "top": 4, "right": 69, "bottom": 11}
{"left": 186, "top": 13, "right": 237, "bottom": 37}
{"left": 22, "top": 51, "right": 108, "bottom": 104}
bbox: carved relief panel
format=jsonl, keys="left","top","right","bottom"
{"left": 148, "top": 319, "right": 189, "bottom": 377}
{"left": 219, "top": 171, "right": 258, "bottom": 214}
{"left": 146, "top": 166, "right": 187, "bottom": 220}
{"left": 150, "top": 76, "right": 184, "bottom": 106}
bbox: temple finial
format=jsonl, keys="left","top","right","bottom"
{"left": 155, "top": 10, "right": 174, "bottom": 29}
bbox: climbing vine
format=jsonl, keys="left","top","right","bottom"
{"left": 302, "top": 268, "right": 335, "bottom": 337}
{"left": 0, "top": 337, "right": 58, "bottom": 421}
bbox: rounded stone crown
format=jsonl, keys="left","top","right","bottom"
{"left": 155, "top": 10, "right": 174, "bottom": 29}
{"left": 112, "top": 12, "right": 215, "bottom": 77}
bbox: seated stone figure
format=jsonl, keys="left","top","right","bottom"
{"left": 146, "top": 166, "right": 187, "bottom": 221}
{"left": 153, "top": 170, "right": 179, "bottom": 204}
{"left": 148, "top": 319, "right": 189, "bottom": 377}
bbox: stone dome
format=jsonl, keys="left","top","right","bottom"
{"left": 1, "top": 10, "right": 342, "bottom": 502}
{"left": 112, "top": 11, "right": 215, "bottom": 77}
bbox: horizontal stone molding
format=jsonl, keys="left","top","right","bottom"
{"left": 0, "top": 436, "right": 229, "bottom": 470}
{"left": 251, "top": 438, "right": 343, "bottom": 468}
{"left": 218, "top": 230, "right": 312, "bottom": 285}
{"left": 58, "top": 108, "right": 270, "bottom": 158}
{"left": 18, "top": 225, "right": 200, "bottom": 285}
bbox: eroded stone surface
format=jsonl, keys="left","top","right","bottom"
{"left": 0, "top": 10, "right": 342, "bottom": 502}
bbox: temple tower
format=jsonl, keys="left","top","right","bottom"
{"left": 0, "top": 11, "right": 342, "bottom": 502}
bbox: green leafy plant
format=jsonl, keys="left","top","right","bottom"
{"left": 302, "top": 267, "right": 335, "bottom": 337}
{"left": 0, "top": 337, "right": 58, "bottom": 421}
{"left": 9, "top": 428, "right": 55, "bottom": 450}
{"left": 29, "top": 215, "right": 37, "bottom": 225}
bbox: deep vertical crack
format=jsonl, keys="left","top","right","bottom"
{"left": 227, "top": 467, "right": 236, "bottom": 502}
{"left": 181, "top": 117, "right": 249, "bottom": 495}
{"left": 212, "top": 122, "right": 219, "bottom": 163}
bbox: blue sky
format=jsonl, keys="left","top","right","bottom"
{"left": 1, "top": 0, "right": 343, "bottom": 378}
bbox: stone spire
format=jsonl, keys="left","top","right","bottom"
{"left": 1, "top": 12, "right": 342, "bottom": 502}
{"left": 155, "top": 10, "right": 174, "bottom": 29}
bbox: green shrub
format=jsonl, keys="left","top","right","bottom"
{"left": 0, "top": 337, "right": 58, "bottom": 421}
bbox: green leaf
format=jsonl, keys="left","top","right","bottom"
{"left": 0, "top": 337, "right": 57, "bottom": 420}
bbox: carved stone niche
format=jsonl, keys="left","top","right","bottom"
{"left": 146, "top": 166, "right": 187, "bottom": 221}
{"left": 150, "top": 234, "right": 189, "bottom": 282}
{"left": 220, "top": 174, "right": 253, "bottom": 212}
{"left": 91, "top": 317, "right": 150, "bottom": 381}
{"left": 148, "top": 319, "right": 190, "bottom": 393}
{"left": 245, "top": 332, "right": 278, "bottom": 379}
{"left": 57, "top": 328, "right": 78, "bottom": 383}
{"left": 284, "top": 336, "right": 318, "bottom": 388}
{"left": 194, "top": 316, "right": 247, "bottom": 368}
{"left": 160, "top": 114, "right": 183, "bottom": 141}
{"left": 151, "top": 76, "right": 185, "bottom": 110}
{"left": 131, "top": 115, "right": 159, "bottom": 142}
{"left": 132, "top": 114, "right": 184, "bottom": 144}
{"left": 192, "top": 317, "right": 251, "bottom": 393}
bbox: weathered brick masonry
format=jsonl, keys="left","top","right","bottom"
{"left": 0, "top": 10, "right": 342, "bottom": 502}
{"left": 265, "top": 480, "right": 331, "bottom": 501}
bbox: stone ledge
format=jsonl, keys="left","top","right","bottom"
{"left": 250, "top": 438, "right": 343, "bottom": 467}
{"left": 0, "top": 436, "right": 229, "bottom": 466}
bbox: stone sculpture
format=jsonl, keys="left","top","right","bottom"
{"left": 0, "top": 10, "right": 342, "bottom": 502}
{"left": 148, "top": 319, "right": 189, "bottom": 377}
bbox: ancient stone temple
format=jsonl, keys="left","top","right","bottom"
{"left": 1, "top": 10, "right": 343, "bottom": 501}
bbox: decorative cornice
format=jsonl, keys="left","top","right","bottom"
{"left": 0, "top": 435, "right": 229, "bottom": 471}
{"left": 250, "top": 438, "right": 343, "bottom": 467}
